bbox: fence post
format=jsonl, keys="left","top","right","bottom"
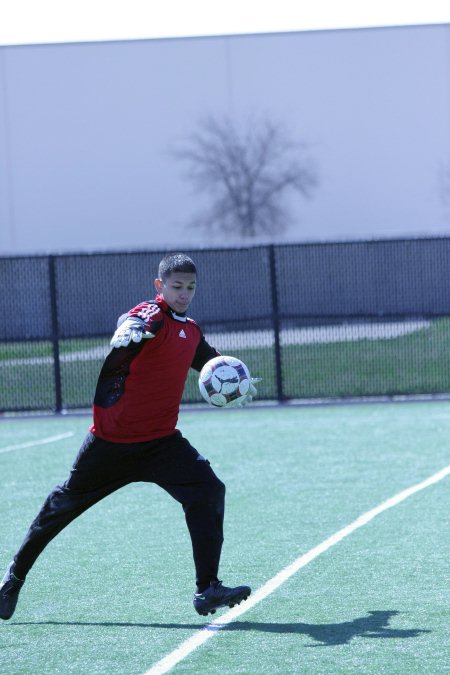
{"left": 268, "top": 245, "right": 284, "bottom": 401}
{"left": 48, "top": 255, "right": 63, "bottom": 412}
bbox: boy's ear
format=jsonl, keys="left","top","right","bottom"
{"left": 154, "top": 278, "right": 163, "bottom": 292}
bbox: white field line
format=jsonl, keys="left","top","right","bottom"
{"left": 144, "top": 461, "right": 450, "bottom": 675}
{"left": 0, "top": 431, "right": 74, "bottom": 454}
{"left": 0, "top": 321, "right": 431, "bottom": 367}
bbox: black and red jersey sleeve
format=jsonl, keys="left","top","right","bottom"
{"left": 94, "top": 341, "right": 144, "bottom": 408}
{"left": 127, "top": 301, "right": 164, "bottom": 335}
{"left": 190, "top": 334, "right": 220, "bottom": 372}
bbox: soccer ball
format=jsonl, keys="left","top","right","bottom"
{"left": 199, "top": 355, "right": 251, "bottom": 407}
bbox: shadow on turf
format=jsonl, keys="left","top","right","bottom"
{"left": 222, "top": 610, "right": 431, "bottom": 646}
{"left": 11, "top": 610, "right": 430, "bottom": 646}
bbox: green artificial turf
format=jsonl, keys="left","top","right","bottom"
{"left": 1, "top": 402, "right": 449, "bottom": 673}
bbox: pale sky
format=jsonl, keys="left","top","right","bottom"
{"left": 0, "top": 0, "right": 450, "bottom": 46}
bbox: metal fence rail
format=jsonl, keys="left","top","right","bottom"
{"left": 1, "top": 238, "right": 450, "bottom": 412}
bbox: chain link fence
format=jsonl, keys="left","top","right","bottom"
{"left": 1, "top": 238, "right": 450, "bottom": 413}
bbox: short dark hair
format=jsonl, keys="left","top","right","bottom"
{"left": 158, "top": 252, "right": 197, "bottom": 281}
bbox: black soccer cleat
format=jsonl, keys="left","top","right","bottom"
{"left": 193, "top": 580, "right": 251, "bottom": 616}
{"left": 0, "top": 562, "right": 25, "bottom": 620}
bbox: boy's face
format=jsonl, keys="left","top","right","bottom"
{"left": 154, "top": 272, "right": 197, "bottom": 314}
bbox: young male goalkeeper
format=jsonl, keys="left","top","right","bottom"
{"left": 0, "top": 252, "right": 259, "bottom": 621}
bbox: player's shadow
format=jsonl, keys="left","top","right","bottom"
{"left": 11, "top": 610, "right": 430, "bottom": 646}
{"left": 222, "top": 610, "right": 431, "bottom": 646}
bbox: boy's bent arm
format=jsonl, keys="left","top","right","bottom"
{"left": 191, "top": 336, "right": 220, "bottom": 372}
{"left": 110, "top": 302, "right": 164, "bottom": 348}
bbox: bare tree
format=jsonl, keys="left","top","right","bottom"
{"left": 176, "top": 116, "right": 318, "bottom": 238}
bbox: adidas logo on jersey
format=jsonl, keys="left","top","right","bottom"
{"left": 179, "top": 329, "right": 187, "bottom": 338}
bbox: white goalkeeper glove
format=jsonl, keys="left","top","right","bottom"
{"left": 226, "top": 377, "right": 262, "bottom": 408}
{"left": 110, "top": 316, "right": 155, "bottom": 348}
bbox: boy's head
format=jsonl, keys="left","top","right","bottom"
{"left": 157, "top": 252, "right": 197, "bottom": 282}
{"left": 154, "top": 252, "right": 197, "bottom": 314}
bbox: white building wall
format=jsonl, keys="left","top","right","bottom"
{"left": 0, "top": 24, "right": 449, "bottom": 255}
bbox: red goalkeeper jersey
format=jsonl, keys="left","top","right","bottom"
{"left": 90, "top": 296, "right": 218, "bottom": 443}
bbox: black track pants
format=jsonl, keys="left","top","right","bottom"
{"left": 13, "top": 431, "right": 225, "bottom": 589}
